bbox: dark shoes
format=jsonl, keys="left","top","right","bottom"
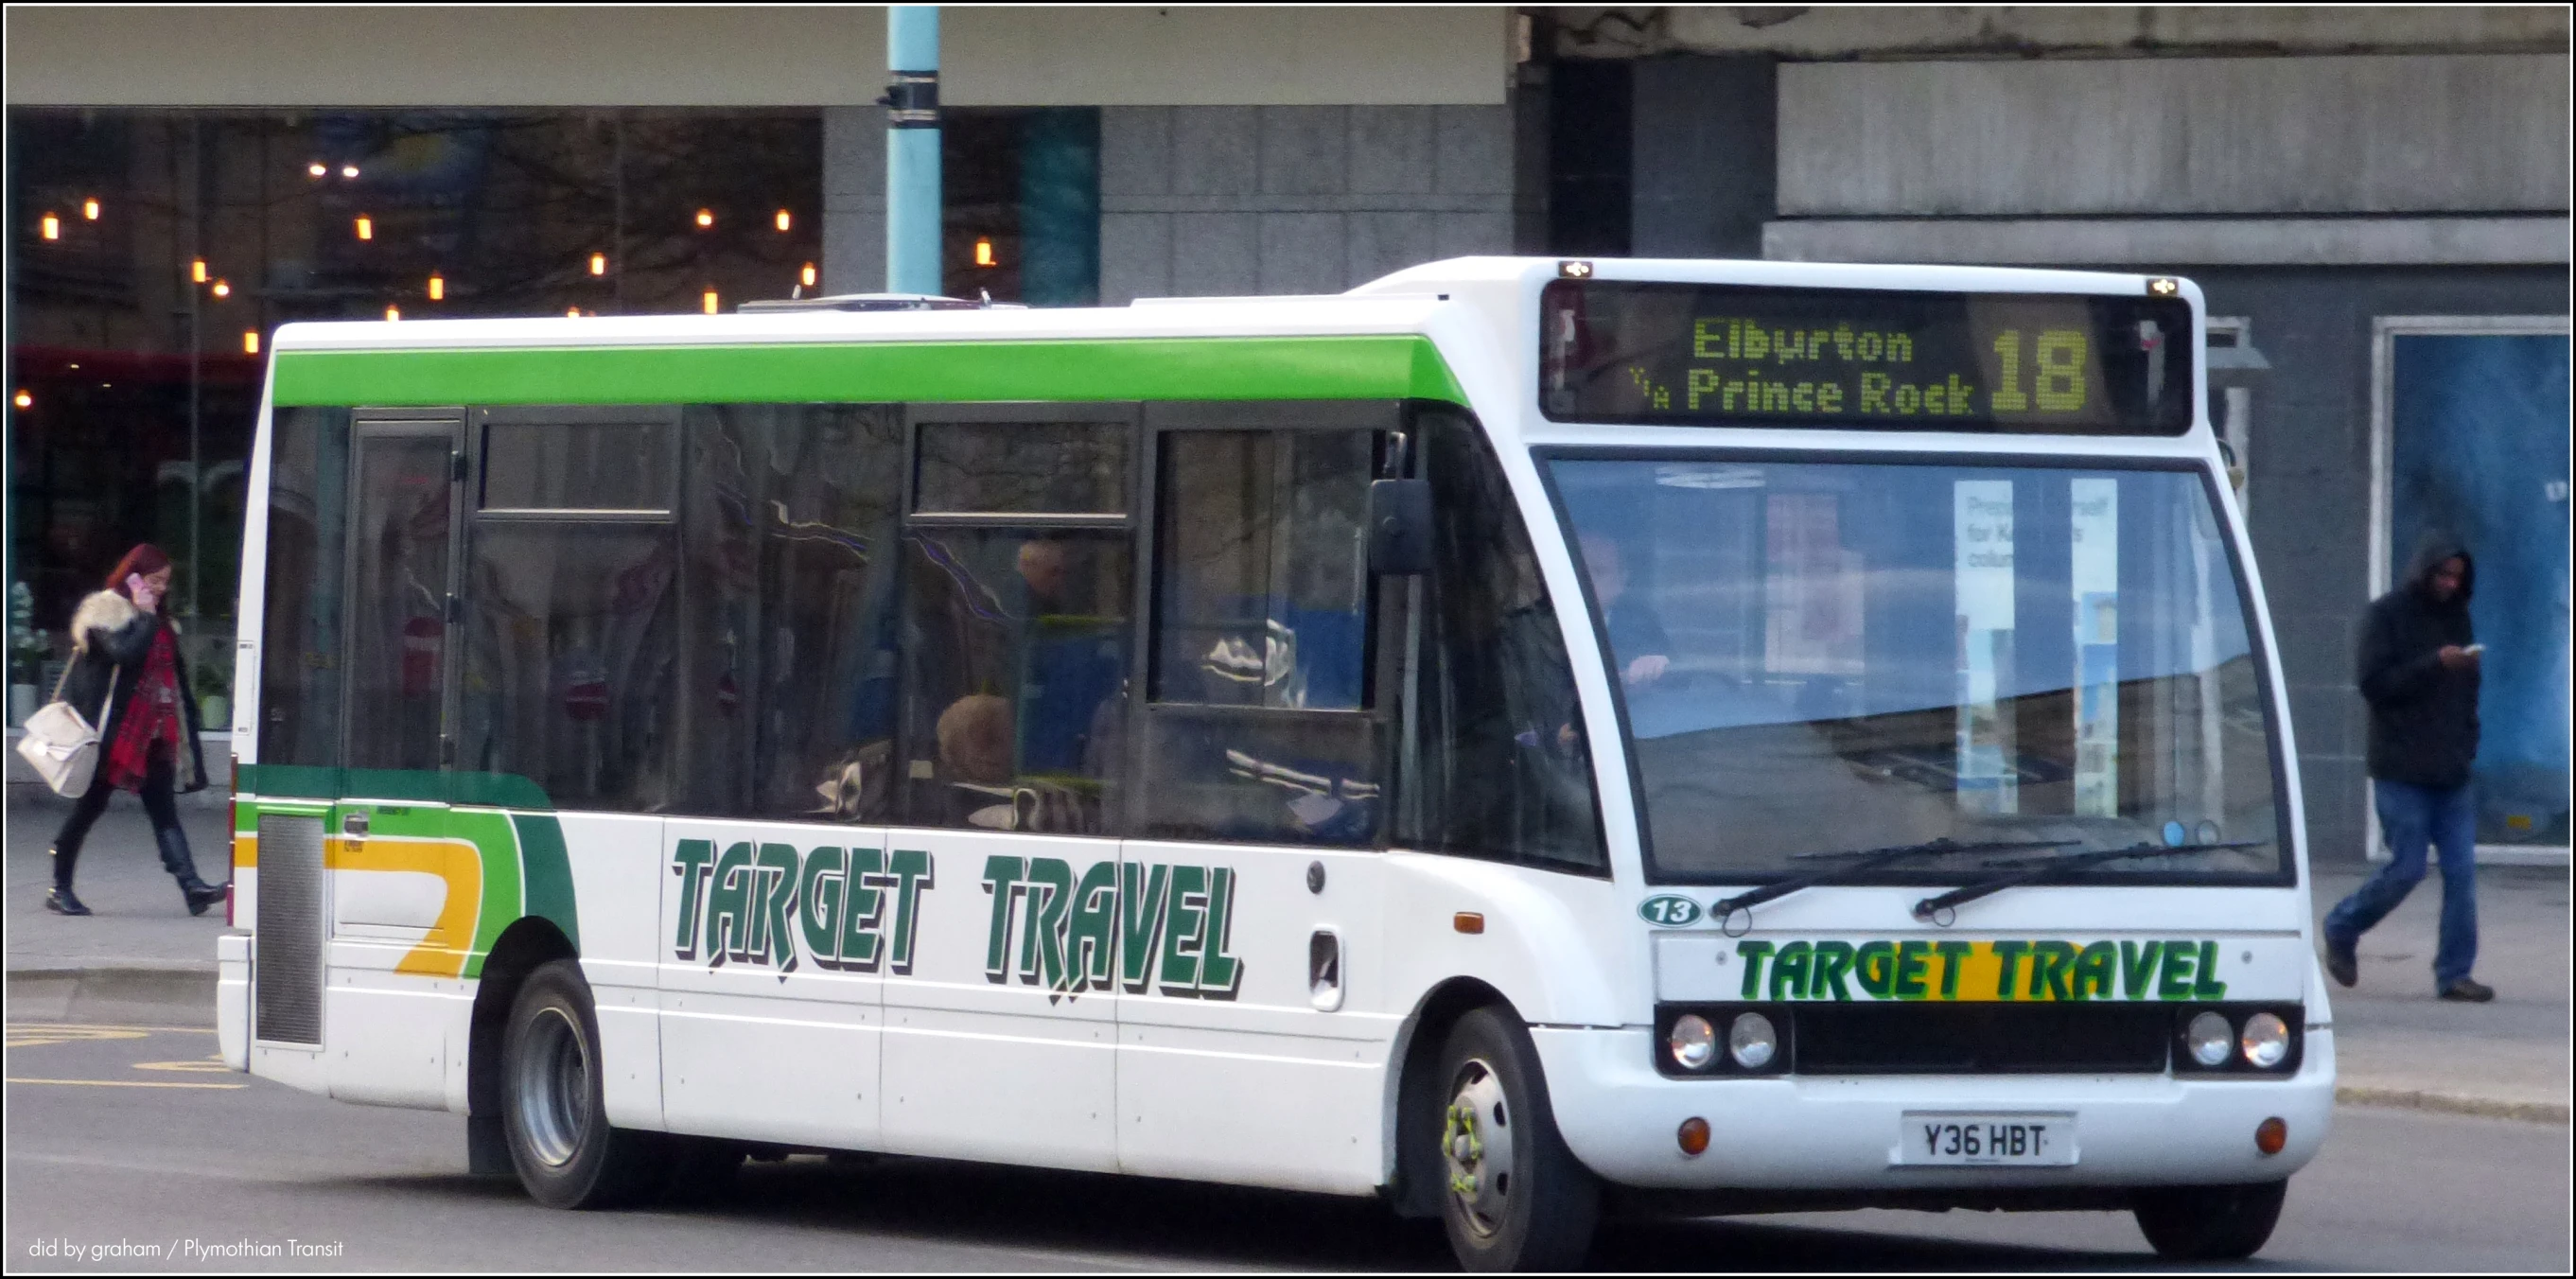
{"left": 2439, "top": 978, "right": 2496, "bottom": 1003}
{"left": 183, "top": 880, "right": 230, "bottom": 918}
{"left": 2322, "top": 935, "right": 2357, "bottom": 989}
{"left": 44, "top": 887, "right": 92, "bottom": 917}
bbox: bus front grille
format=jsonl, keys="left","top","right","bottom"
{"left": 253, "top": 813, "right": 324, "bottom": 1045}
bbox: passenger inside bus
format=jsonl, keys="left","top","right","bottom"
{"left": 911, "top": 531, "right": 1129, "bottom": 833}
{"left": 1578, "top": 532, "right": 1674, "bottom": 690}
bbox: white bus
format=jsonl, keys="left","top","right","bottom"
{"left": 219, "top": 257, "right": 2329, "bottom": 1270}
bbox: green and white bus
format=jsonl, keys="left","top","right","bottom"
{"left": 219, "top": 256, "right": 2328, "bottom": 1269}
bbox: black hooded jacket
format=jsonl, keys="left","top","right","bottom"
{"left": 58, "top": 588, "right": 212, "bottom": 793}
{"left": 2356, "top": 537, "right": 2479, "bottom": 790}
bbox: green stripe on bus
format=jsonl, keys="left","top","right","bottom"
{"left": 237, "top": 765, "right": 552, "bottom": 810}
{"left": 235, "top": 764, "right": 578, "bottom": 973}
{"left": 510, "top": 812, "right": 581, "bottom": 956}
{"left": 271, "top": 336, "right": 1469, "bottom": 407}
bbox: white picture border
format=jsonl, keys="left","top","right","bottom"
{"left": 2367, "top": 315, "right": 2572, "bottom": 867}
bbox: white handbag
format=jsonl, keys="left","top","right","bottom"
{"left": 15, "top": 662, "right": 116, "bottom": 799}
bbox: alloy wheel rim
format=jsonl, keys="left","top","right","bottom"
{"left": 1443, "top": 1058, "right": 1516, "bottom": 1239}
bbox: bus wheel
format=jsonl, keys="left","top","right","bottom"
{"left": 1435, "top": 1007, "right": 1601, "bottom": 1271}
{"left": 501, "top": 959, "right": 665, "bottom": 1209}
{"left": 2131, "top": 1180, "right": 2288, "bottom": 1260}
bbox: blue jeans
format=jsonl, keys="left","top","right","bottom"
{"left": 2325, "top": 780, "right": 2480, "bottom": 988}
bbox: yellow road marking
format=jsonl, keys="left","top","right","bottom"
{"left": 7, "top": 1027, "right": 150, "bottom": 1048}
{"left": 134, "top": 1056, "right": 233, "bottom": 1073}
{"left": 8, "top": 1078, "right": 247, "bottom": 1090}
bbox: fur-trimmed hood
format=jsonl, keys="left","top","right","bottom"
{"left": 71, "top": 589, "right": 177, "bottom": 652}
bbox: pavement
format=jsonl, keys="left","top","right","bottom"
{"left": 7, "top": 789, "right": 2568, "bottom": 1124}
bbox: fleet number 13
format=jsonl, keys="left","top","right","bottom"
{"left": 1990, "top": 329, "right": 2090, "bottom": 414}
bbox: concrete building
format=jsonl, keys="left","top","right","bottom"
{"left": 8, "top": 5, "right": 2568, "bottom": 863}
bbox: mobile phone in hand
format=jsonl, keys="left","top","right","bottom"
{"left": 2462, "top": 643, "right": 2485, "bottom": 656}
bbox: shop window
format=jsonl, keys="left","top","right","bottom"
{"left": 2374, "top": 319, "right": 2572, "bottom": 852}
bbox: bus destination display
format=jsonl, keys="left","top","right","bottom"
{"left": 1540, "top": 280, "right": 2195, "bottom": 434}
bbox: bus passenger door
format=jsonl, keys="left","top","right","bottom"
{"left": 1115, "top": 408, "right": 1402, "bottom": 1194}
{"left": 327, "top": 412, "right": 467, "bottom": 1110}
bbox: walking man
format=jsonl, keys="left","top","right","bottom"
{"left": 2322, "top": 536, "right": 2493, "bottom": 1001}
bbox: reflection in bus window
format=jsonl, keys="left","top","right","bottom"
{"left": 900, "top": 529, "right": 1130, "bottom": 832}
{"left": 914, "top": 420, "right": 1128, "bottom": 515}
{"left": 258, "top": 409, "right": 348, "bottom": 769}
{"left": 1152, "top": 430, "right": 1373, "bottom": 710}
{"left": 672, "top": 405, "right": 905, "bottom": 821}
{"left": 1550, "top": 458, "right": 2281, "bottom": 885}
{"left": 459, "top": 522, "right": 676, "bottom": 810}
{"left": 1401, "top": 413, "right": 1604, "bottom": 870}
{"left": 1142, "top": 429, "right": 1381, "bottom": 845}
{"left": 345, "top": 431, "right": 456, "bottom": 773}
{"left": 481, "top": 417, "right": 673, "bottom": 512}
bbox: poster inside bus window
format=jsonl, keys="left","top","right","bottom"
{"left": 1541, "top": 281, "right": 2196, "bottom": 434}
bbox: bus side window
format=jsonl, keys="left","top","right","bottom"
{"left": 666, "top": 404, "right": 906, "bottom": 823}
{"left": 897, "top": 413, "right": 1137, "bottom": 834}
{"left": 1400, "top": 412, "right": 1606, "bottom": 872}
{"left": 1141, "top": 428, "right": 1384, "bottom": 846}
{"left": 456, "top": 406, "right": 680, "bottom": 813}
{"left": 258, "top": 408, "right": 352, "bottom": 769}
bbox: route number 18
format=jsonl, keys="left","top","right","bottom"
{"left": 1990, "top": 329, "right": 2090, "bottom": 414}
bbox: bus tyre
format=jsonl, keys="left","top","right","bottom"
{"left": 500, "top": 959, "right": 665, "bottom": 1209}
{"left": 1435, "top": 1007, "right": 1601, "bottom": 1271}
{"left": 2131, "top": 1180, "right": 2288, "bottom": 1261}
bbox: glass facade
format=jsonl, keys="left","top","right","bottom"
{"left": 7, "top": 106, "right": 1103, "bottom": 720}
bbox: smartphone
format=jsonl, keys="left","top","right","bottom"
{"left": 2462, "top": 643, "right": 2485, "bottom": 656}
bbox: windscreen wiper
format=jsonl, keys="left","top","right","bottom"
{"left": 1710, "top": 838, "right": 2077, "bottom": 925}
{"left": 1910, "top": 839, "right": 2272, "bottom": 921}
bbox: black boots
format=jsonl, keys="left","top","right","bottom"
{"left": 45, "top": 847, "right": 91, "bottom": 916}
{"left": 155, "top": 826, "right": 230, "bottom": 918}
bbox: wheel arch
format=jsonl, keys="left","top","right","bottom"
{"left": 1384, "top": 975, "right": 1518, "bottom": 1218}
{"left": 465, "top": 915, "right": 580, "bottom": 1124}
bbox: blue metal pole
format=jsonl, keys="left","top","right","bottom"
{"left": 886, "top": 7, "right": 941, "bottom": 296}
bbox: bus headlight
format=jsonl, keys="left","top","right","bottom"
{"left": 1727, "top": 1012, "right": 1777, "bottom": 1070}
{"left": 1668, "top": 1014, "right": 1716, "bottom": 1070}
{"left": 2185, "top": 1011, "right": 2234, "bottom": 1067}
{"left": 2240, "top": 1012, "right": 2290, "bottom": 1068}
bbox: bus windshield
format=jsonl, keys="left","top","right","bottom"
{"left": 1546, "top": 454, "right": 2286, "bottom": 886}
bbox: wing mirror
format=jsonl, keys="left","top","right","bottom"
{"left": 1367, "top": 479, "right": 1432, "bottom": 576}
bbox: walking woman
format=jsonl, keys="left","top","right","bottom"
{"left": 44, "top": 544, "right": 229, "bottom": 916}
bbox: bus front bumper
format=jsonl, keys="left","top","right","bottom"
{"left": 1531, "top": 1025, "right": 2334, "bottom": 1192}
